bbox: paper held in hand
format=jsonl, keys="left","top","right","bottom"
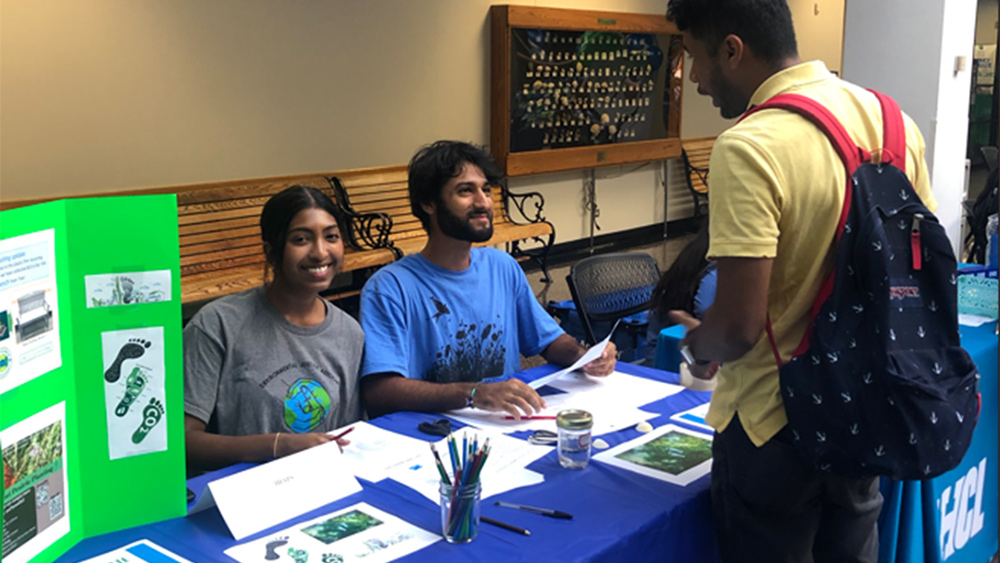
{"left": 189, "top": 440, "right": 363, "bottom": 540}
{"left": 528, "top": 320, "right": 620, "bottom": 390}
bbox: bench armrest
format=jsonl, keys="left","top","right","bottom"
{"left": 326, "top": 176, "right": 393, "bottom": 251}
{"left": 504, "top": 184, "right": 548, "bottom": 225}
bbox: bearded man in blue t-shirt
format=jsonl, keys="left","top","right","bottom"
{"left": 359, "top": 140, "right": 616, "bottom": 418}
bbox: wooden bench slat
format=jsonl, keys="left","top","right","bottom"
{"left": 179, "top": 215, "right": 260, "bottom": 235}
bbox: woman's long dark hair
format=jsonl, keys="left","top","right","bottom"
{"left": 650, "top": 219, "right": 711, "bottom": 318}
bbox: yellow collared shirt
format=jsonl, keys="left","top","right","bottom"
{"left": 705, "top": 60, "right": 936, "bottom": 446}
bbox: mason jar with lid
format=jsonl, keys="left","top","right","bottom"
{"left": 557, "top": 409, "right": 593, "bottom": 469}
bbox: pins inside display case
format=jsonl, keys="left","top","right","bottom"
{"left": 491, "top": 6, "right": 684, "bottom": 176}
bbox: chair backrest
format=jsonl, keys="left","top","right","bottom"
{"left": 566, "top": 252, "right": 661, "bottom": 345}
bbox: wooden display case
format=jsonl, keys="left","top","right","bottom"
{"left": 490, "top": 5, "right": 684, "bottom": 176}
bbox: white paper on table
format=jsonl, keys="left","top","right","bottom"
{"left": 387, "top": 432, "right": 548, "bottom": 503}
{"left": 446, "top": 372, "right": 665, "bottom": 436}
{"left": 79, "top": 539, "right": 196, "bottom": 563}
{"left": 224, "top": 502, "right": 439, "bottom": 563}
{"left": 547, "top": 370, "right": 684, "bottom": 405}
{"left": 669, "top": 402, "right": 713, "bottom": 432}
{"left": 541, "top": 391, "right": 658, "bottom": 435}
{"left": 593, "top": 423, "right": 713, "bottom": 486}
{"left": 335, "top": 421, "right": 431, "bottom": 483}
{"left": 444, "top": 397, "right": 654, "bottom": 436}
{"left": 528, "top": 320, "right": 619, "bottom": 390}
{"left": 189, "top": 440, "right": 362, "bottom": 540}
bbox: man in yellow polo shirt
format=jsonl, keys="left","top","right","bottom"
{"left": 666, "top": 1, "right": 935, "bottom": 561}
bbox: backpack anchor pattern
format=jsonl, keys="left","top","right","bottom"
{"left": 749, "top": 91, "right": 981, "bottom": 480}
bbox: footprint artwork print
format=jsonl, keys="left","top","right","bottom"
{"left": 115, "top": 366, "right": 148, "bottom": 417}
{"left": 102, "top": 326, "right": 167, "bottom": 460}
{"left": 104, "top": 338, "right": 151, "bottom": 383}
{"left": 263, "top": 536, "right": 289, "bottom": 561}
{"left": 131, "top": 398, "right": 165, "bottom": 444}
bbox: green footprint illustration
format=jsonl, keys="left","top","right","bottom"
{"left": 115, "top": 366, "right": 148, "bottom": 417}
{"left": 288, "top": 547, "right": 309, "bottom": 563}
{"left": 131, "top": 397, "right": 164, "bottom": 444}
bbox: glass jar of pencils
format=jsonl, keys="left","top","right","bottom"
{"left": 557, "top": 409, "right": 593, "bottom": 469}
{"left": 440, "top": 480, "right": 482, "bottom": 543}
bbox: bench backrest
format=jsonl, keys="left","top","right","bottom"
{"left": 681, "top": 137, "right": 715, "bottom": 195}
{"left": 177, "top": 175, "right": 335, "bottom": 280}
{"left": 333, "top": 165, "right": 514, "bottom": 251}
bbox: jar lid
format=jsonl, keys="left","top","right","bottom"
{"left": 557, "top": 409, "right": 593, "bottom": 430}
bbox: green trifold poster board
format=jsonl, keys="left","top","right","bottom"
{"left": 0, "top": 195, "right": 186, "bottom": 563}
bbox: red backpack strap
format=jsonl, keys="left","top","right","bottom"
{"left": 742, "top": 93, "right": 860, "bottom": 365}
{"left": 869, "top": 90, "right": 907, "bottom": 174}
{"left": 743, "top": 93, "right": 864, "bottom": 171}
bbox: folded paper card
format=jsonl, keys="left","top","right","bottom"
{"left": 189, "top": 440, "right": 362, "bottom": 540}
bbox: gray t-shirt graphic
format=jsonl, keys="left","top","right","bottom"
{"left": 184, "top": 287, "right": 363, "bottom": 436}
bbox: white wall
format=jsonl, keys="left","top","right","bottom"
{"left": 843, "top": 0, "right": 977, "bottom": 255}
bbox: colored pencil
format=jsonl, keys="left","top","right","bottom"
{"left": 330, "top": 426, "right": 355, "bottom": 441}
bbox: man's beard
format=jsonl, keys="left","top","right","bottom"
{"left": 436, "top": 205, "right": 493, "bottom": 243}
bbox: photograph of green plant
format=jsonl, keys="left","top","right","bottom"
{"left": 3, "top": 420, "right": 62, "bottom": 491}
{"left": 301, "top": 509, "right": 384, "bottom": 545}
{"left": 614, "top": 429, "right": 711, "bottom": 475}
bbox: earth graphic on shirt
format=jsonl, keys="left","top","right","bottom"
{"left": 283, "top": 378, "right": 331, "bottom": 433}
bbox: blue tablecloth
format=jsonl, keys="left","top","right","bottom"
{"left": 55, "top": 362, "right": 720, "bottom": 563}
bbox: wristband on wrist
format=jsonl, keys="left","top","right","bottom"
{"left": 465, "top": 383, "right": 480, "bottom": 409}
{"left": 272, "top": 432, "right": 281, "bottom": 459}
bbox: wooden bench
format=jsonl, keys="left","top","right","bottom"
{"left": 680, "top": 137, "right": 715, "bottom": 219}
{"left": 330, "top": 164, "right": 556, "bottom": 281}
{"left": 176, "top": 174, "right": 395, "bottom": 308}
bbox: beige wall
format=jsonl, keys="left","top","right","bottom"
{"left": 0, "top": 0, "right": 845, "bottom": 243}
{"left": 976, "top": 0, "right": 998, "bottom": 44}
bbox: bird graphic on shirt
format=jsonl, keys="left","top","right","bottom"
{"left": 430, "top": 296, "right": 451, "bottom": 319}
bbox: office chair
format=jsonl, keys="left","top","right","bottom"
{"left": 566, "top": 252, "right": 661, "bottom": 357}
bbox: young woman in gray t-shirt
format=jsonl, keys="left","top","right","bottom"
{"left": 183, "top": 186, "right": 364, "bottom": 473}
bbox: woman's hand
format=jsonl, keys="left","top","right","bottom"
{"left": 274, "top": 432, "right": 348, "bottom": 458}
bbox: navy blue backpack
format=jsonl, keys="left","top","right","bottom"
{"left": 749, "top": 91, "right": 980, "bottom": 480}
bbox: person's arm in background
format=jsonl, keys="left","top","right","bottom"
{"left": 692, "top": 266, "right": 718, "bottom": 320}
{"left": 669, "top": 257, "right": 772, "bottom": 363}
